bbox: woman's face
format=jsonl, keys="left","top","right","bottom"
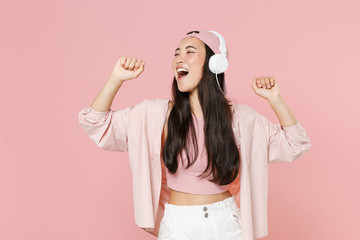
{"left": 172, "top": 37, "right": 206, "bottom": 94}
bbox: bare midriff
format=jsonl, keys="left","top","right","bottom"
{"left": 168, "top": 188, "right": 232, "bottom": 206}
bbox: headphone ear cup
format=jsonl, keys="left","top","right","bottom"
{"left": 209, "top": 54, "right": 228, "bottom": 74}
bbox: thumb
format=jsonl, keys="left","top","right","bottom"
{"left": 251, "top": 78, "right": 259, "bottom": 90}
{"left": 134, "top": 61, "right": 145, "bottom": 76}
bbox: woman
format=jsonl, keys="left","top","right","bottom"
{"left": 78, "top": 30, "right": 311, "bottom": 240}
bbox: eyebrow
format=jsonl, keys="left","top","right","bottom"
{"left": 175, "top": 45, "right": 197, "bottom": 52}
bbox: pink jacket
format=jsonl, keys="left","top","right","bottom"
{"left": 78, "top": 98, "right": 311, "bottom": 240}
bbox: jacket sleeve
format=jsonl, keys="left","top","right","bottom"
{"left": 78, "top": 105, "right": 133, "bottom": 152}
{"left": 258, "top": 113, "right": 311, "bottom": 163}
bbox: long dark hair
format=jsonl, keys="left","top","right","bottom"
{"left": 162, "top": 32, "right": 240, "bottom": 186}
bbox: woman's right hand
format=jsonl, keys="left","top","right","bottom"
{"left": 109, "top": 56, "right": 145, "bottom": 82}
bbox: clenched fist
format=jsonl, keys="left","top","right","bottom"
{"left": 110, "top": 56, "right": 145, "bottom": 82}
{"left": 251, "top": 76, "right": 281, "bottom": 101}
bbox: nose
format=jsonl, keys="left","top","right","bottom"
{"left": 176, "top": 56, "right": 184, "bottom": 64}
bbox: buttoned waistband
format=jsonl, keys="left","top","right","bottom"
{"left": 164, "top": 195, "right": 239, "bottom": 216}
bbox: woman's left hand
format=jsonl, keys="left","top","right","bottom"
{"left": 251, "top": 76, "right": 281, "bottom": 102}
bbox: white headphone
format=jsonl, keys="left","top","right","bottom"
{"left": 208, "top": 30, "right": 229, "bottom": 75}
{"left": 208, "top": 30, "right": 228, "bottom": 95}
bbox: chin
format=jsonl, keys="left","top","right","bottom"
{"left": 176, "top": 86, "right": 187, "bottom": 92}
{"left": 176, "top": 83, "right": 189, "bottom": 93}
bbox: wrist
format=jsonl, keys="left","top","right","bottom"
{"left": 107, "top": 75, "right": 125, "bottom": 86}
{"left": 268, "top": 95, "right": 284, "bottom": 106}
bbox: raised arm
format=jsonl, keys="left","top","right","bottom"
{"left": 268, "top": 95, "right": 298, "bottom": 127}
{"left": 251, "top": 76, "right": 311, "bottom": 163}
{"left": 78, "top": 57, "right": 145, "bottom": 151}
{"left": 91, "top": 56, "right": 145, "bottom": 111}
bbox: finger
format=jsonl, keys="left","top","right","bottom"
{"left": 260, "top": 77, "right": 266, "bottom": 88}
{"left": 270, "top": 76, "right": 275, "bottom": 86}
{"left": 265, "top": 76, "right": 271, "bottom": 88}
{"left": 120, "top": 57, "right": 126, "bottom": 67}
{"left": 134, "top": 61, "right": 145, "bottom": 76}
{"left": 251, "top": 78, "right": 258, "bottom": 89}
{"left": 254, "top": 78, "right": 262, "bottom": 89}
{"left": 134, "top": 59, "right": 142, "bottom": 70}
{"left": 124, "top": 57, "right": 132, "bottom": 69}
{"left": 129, "top": 58, "right": 137, "bottom": 70}
{"left": 255, "top": 78, "right": 261, "bottom": 88}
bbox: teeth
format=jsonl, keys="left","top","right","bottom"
{"left": 177, "top": 68, "right": 189, "bottom": 72}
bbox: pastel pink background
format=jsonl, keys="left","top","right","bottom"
{"left": 1, "top": 0, "right": 359, "bottom": 239}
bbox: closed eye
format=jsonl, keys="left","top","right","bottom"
{"left": 174, "top": 51, "right": 194, "bottom": 56}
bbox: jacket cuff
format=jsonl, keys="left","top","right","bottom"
{"left": 281, "top": 121, "right": 303, "bottom": 133}
{"left": 81, "top": 106, "right": 111, "bottom": 119}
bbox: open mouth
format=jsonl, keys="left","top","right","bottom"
{"left": 177, "top": 70, "right": 189, "bottom": 80}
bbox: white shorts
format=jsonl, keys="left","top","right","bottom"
{"left": 157, "top": 195, "right": 243, "bottom": 240}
